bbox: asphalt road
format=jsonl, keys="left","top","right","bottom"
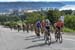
{"left": 0, "top": 26, "right": 75, "bottom": 50}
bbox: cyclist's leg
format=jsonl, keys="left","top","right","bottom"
{"left": 38, "top": 27, "right": 40, "bottom": 37}
{"left": 48, "top": 29, "right": 51, "bottom": 45}
{"left": 44, "top": 30, "right": 46, "bottom": 40}
{"left": 56, "top": 27, "right": 60, "bottom": 42}
{"left": 61, "top": 27, "right": 64, "bottom": 34}
{"left": 35, "top": 27, "right": 37, "bottom": 36}
{"left": 27, "top": 25, "right": 29, "bottom": 33}
{"left": 18, "top": 26, "right": 20, "bottom": 32}
{"left": 36, "top": 27, "right": 40, "bottom": 38}
{"left": 60, "top": 33, "right": 63, "bottom": 43}
{"left": 23, "top": 26, "right": 25, "bottom": 32}
{"left": 44, "top": 26, "right": 49, "bottom": 44}
{"left": 55, "top": 27, "right": 61, "bottom": 42}
{"left": 57, "top": 27, "right": 62, "bottom": 43}
{"left": 41, "top": 27, "right": 43, "bottom": 34}
{"left": 45, "top": 26, "right": 51, "bottom": 45}
{"left": 55, "top": 27, "right": 58, "bottom": 42}
{"left": 45, "top": 32, "right": 48, "bottom": 44}
{"left": 59, "top": 28, "right": 63, "bottom": 43}
{"left": 44, "top": 28, "right": 48, "bottom": 44}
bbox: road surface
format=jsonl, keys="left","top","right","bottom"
{"left": 0, "top": 26, "right": 75, "bottom": 50}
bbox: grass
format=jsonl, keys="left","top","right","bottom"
{"left": 63, "top": 27, "right": 75, "bottom": 32}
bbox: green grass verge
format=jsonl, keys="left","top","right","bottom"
{"left": 63, "top": 27, "right": 75, "bottom": 32}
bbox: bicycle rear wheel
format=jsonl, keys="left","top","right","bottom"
{"left": 59, "top": 33, "right": 63, "bottom": 43}
{"left": 57, "top": 31, "right": 63, "bottom": 43}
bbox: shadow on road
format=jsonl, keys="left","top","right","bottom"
{"left": 25, "top": 36, "right": 38, "bottom": 40}
{"left": 25, "top": 35, "right": 36, "bottom": 38}
{"left": 32, "top": 38, "right": 44, "bottom": 42}
{"left": 25, "top": 35, "right": 43, "bottom": 40}
{"left": 25, "top": 43, "right": 46, "bottom": 49}
{"left": 25, "top": 41, "right": 56, "bottom": 49}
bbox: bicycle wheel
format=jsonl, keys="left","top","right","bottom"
{"left": 48, "top": 34, "right": 51, "bottom": 45}
{"left": 59, "top": 33, "right": 63, "bottom": 43}
{"left": 57, "top": 30, "right": 62, "bottom": 43}
{"left": 44, "top": 31, "right": 51, "bottom": 45}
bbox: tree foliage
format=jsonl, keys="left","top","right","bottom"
{"left": 46, "top": 9, "right": 61, "bottom": 25}
{"left": 26, "top": 12, "right": 46, "bottom": 24}
{"left": 65, "top": 15, "right": 75, "bottom": 30}
{"left": 61, "top": 10, "right": 72, "bottom": 15}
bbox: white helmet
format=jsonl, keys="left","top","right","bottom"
{"left": 45, "top": 19, "right": 50, "bottom": 23}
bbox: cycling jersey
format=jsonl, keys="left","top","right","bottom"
{"left": 45, "top": 19, "right": 51, "bottom": 32}
{"left": 41, "top": 22, "right": 46, "bottom": 27}
{"left": 56, "top": 21, "right": 64, "bottom": 28}
{"left": 45, "top": 19, "right": 51, "bottom": 27}
{"left": 36, "top": 21, "right": 41, "bottom": 28}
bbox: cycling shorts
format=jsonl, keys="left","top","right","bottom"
{"left": 56, "top": 26, "right": 61, "bottom": 30}
{"left": 45, "top": 26, "right": 50, "bottom": 32}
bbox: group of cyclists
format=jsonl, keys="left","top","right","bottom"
{"left": 35, "top": 19, "right": 64, "bottom": 45}
{"left": 11, "top": 18, "right": 64, "bottom": 45}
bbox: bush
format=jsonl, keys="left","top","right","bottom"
{"left": 46, "top": 9, "right": 61, "bottom": 25}
{"left": 4, "top": 21, "right": 18, "bottom": 28}
{"left": 26, "top": 12, "right": 46, "bottom": 24}
{"left": 64, "top": 15, "right": 75, "bottom": 30}
{"left": 63, "top": 27, "right": 75, "bottom": 32}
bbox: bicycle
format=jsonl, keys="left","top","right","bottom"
{"left": 35, "top": 27, "right": 40, "bottom": 38}
{"left": 55, "top": 28, "right": 62, "bottom": 43}
{"left": 22, "top": 24, "right": 26, "bottom": 32}
{"left": 44, "top": 28, "right": 51, "bottom": 45}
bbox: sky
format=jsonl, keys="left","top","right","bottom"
{"left": 0, "top": 0, "right": 75, "bottom": 2}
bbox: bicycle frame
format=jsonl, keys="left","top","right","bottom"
{"left": 44, "top": 29, "right": 51, "bottom": 45}
{"left": 55, "top": 28, "right": 62, "bottom": 43}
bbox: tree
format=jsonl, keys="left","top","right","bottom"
{"left": 65, "top": 15, "right": 75, "bottom": 30}
{"left": 46, "top": 9, "right": 61, "bottom": 25}
{"left": 26, "top": 12, "right": 46, "bottom": 24}
{"left": 61, "top": 10, "right": 72, "bottom": 15}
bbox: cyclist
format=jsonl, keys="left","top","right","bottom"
{"left": 45, "top": 19, "right": 51, "bottom": 35}
{"left": 41, "top": 20, "right": 46, "bottom": 34}
{"left": 44, "top": 19, "right": 51, "bottom": 45}
{"left": 17, "top": 24, "right": 21, "bottom": 32}
{"left": 30, "top": 23, "right": 34, "bottom": 31}
{"left": 26, "top": 23, "right": 30, "bottom": 33}
{"left": 22, "top": 23, "right": 26, "bottom": 32}
{"left": 35, "top": 20, "right": 41, "bottom": 38}
{"left": 54, "top": 20, "right": 64, "bottom": 43}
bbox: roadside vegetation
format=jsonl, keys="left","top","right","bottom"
{"left": 0, "top": 9, "right": 75, "bottom": 32}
